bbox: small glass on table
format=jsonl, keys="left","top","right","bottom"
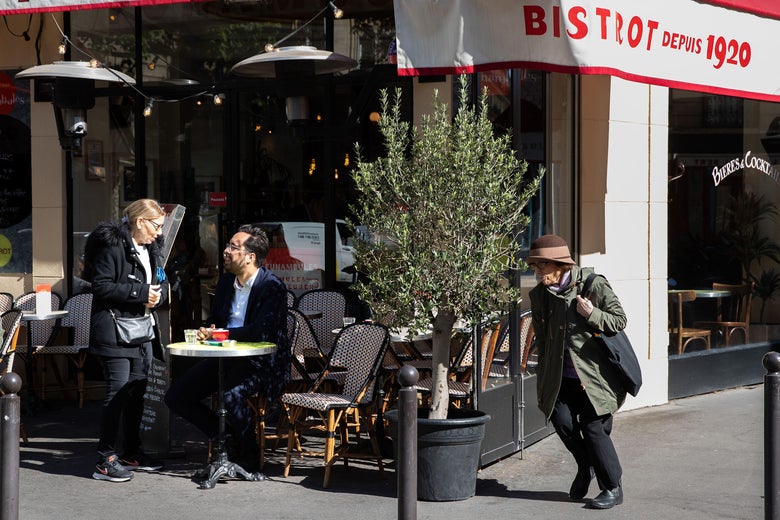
{"left": 184, "top": 329, "right": 198, "bottom": 345}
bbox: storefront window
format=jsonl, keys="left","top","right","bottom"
{"left": 474, "top": 69, "right": 576, "bottom": 383}
{"left": 69, "top": 3, "right": 404, "bottom": 334}
{"left": 669, "top": 89, "right": 780, "bottom": 351}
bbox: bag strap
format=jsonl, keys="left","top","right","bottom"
{"left": 581, "top": 272, "right": 600, "bottom": 297}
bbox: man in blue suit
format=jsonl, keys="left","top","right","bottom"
{"left": 165, "top": 224, "right": 290, "bottom": 471}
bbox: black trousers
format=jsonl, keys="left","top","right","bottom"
{"left": 550, "top": 377, "right": 622, "bottom": 490}
{"left": 97, "top": 343, "right": 152, "bottom": 461}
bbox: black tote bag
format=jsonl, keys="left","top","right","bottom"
{"left": 582, "top": 273, "right": 643, "bottom": 397}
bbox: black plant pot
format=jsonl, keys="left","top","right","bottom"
{"left": 386, "top": 408, "right": 491, "bottom": 501}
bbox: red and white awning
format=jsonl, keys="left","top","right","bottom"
{"left": 393, "top": 0, "right": 780, "bottom": 102}
{"left": 0, "top": 0, "right": 202, "bottom": 16}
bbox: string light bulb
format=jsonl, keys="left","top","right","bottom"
{"left": 261, "top": 2, "right": 344, "bottom": 54}
{"left": 89, "top": 59, "right": 99, "bottom": 68}
{"left": 213, "top": 93, "right": 225, "bottom": 106}
{"left": 148, "top": 56, "right": 159, "bottom": 71}
{"left": 58, "top": 38, "right": 67, "bottom": 55}
{"left": 143, "top": 99, "right": 154, "bottom": 117}
{"left": 328, "top": 1, "right": 344, "bottom": 19}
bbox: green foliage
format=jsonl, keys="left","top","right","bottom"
{"left": 718, "top": 192, "right": 780, "bottom": 285}
{"left": 351, "top": 76, "right": 543, "bottom": 335}
{"left": 755, "top": 269, "right": 780, "bottom": 322}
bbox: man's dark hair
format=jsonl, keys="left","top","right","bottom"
{"left": 238, "top": 224, "right": 269, "bottom": 266}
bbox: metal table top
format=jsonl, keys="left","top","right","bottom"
{"left": 167, "top": 341, "right": 276, "bottom": 358}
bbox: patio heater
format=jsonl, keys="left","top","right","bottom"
{"left": 230, "top": 45, "right": 356, "bottom": 125}
{"left": 14, "top": 60, "right": 135, "bottom": 297}
{"left": 15, "top": 60, "right": 135, "bottom": 150}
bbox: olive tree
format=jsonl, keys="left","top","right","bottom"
{"left": 351, "top": 76, "right": 542, "bottom": 419}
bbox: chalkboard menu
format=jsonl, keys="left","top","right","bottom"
{"left": 139, "top": 204, "right": 185, "bottom": 456}
{"left": 140, "top": 357, "right": 171, "bottom": 455}
{"left": 0, "top": 70, "right": 33, "bottom": 272}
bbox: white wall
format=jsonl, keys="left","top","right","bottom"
{"left": 580, "top": 75, "right": 669, "bottom": 411}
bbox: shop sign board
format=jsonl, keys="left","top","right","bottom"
{"left": 393, "top": 0, "right": 780, "bottom": 102}
{"left": 0, "top": 0, "right": 206, "bottom": 15}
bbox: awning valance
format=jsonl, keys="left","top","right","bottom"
{"left": 0, "top": 0, "right": 203, "bottom": 16}
{"left": 393, "top": 0, "right": 780, "bottom": 102}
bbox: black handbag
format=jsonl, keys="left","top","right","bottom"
{"left": 110, "top": 310, "right": 155, "bottom": 345}
{"left": 582, "top": 273, "right": 643, "bottom": 397}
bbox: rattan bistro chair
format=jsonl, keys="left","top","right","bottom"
{"left": 695, "top": 282, "right": 754, "bottom": 346}
{"left": 0, "top": 309, "right": 27, "bottom": 443}
{"left": 13, "top": 291, "right": 64, "bottom": 400}
{"left": 0, "top": 309, "right": 23, "bottom": 376}
{"left": 413, "top": 322, "right": 499, "bottom": 408}
{"left": 33, "top": 293, "right": 93, "bottom": 407}
{"left": 281, "top": 321, "right": 389, "bottom": 488}
{"left": 668, "top": 290, "right": 711, "bottom": 354}
{"left": 296, "top": 289, "right": 347, "bottom": 356}
{"left": 0, "top": 292, "right": 13, "bottom": 314}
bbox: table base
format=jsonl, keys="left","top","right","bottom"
{"left": 193, "top": 451, "right": 266, "bottom": 489}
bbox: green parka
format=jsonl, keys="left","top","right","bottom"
{"left": 529, "top": 265, "right": 628, "bottom": 420}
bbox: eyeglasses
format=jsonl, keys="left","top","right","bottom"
{"left": 528, "top": 261, "right": 551, "bottom": 271}
{"left": 225, "top": 242, "right": 247, "bottom": 253}
{"left": 143, "top": 218, "right": 164, "bottom": 231}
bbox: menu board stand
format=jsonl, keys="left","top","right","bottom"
{"left": 140, "top": 204, "right": 186, "bottom": 458}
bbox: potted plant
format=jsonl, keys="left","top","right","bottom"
{"left": 350, "top": 76, "right": 542, "bottom": 500}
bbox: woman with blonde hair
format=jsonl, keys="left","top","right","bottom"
{"left": 83, "top": 199, "right": 169, "bottom": 482}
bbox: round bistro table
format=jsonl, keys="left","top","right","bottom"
{"left": 167, "top": 341, "right": 276, "bottom": 489}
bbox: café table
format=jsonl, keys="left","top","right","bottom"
{"left": 21, "top": 309, "right": 68, "bottom": 411}
{"left": 167, "top": 340, "right": 276, "bottom": 489}
{"left": 668, "top": 289, "right": 732, "bottom": 299}
{"left": 668, "top": 289, "right": 733, "bottom": 349}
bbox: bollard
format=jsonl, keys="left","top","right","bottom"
{"left": 764, "top": 351, "right": 780, "bottom": 520}
{"left": 397, "top": 365, "right": 419, "bottom": 520}
{"left": 0, "top": 372, "right": 22, "bottom": 520}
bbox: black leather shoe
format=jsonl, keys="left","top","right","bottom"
{"left": 569, "top": 466, "right": 595, "bottom": 500}
{"left": 587, "top": 486, "right": 623, "bottom": 509}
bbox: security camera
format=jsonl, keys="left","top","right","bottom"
{"left": 67, "top": 120, "right": 88, "bottom": 137}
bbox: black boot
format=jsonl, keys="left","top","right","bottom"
{"left": 587, "top": 486, "right": 623, "bottom": 509}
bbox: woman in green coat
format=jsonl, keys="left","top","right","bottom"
{"left": 528, "top": 234, "right": 627, "bottom": 510}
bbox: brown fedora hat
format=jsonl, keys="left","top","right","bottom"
{"left": 526, "top": 234, "right": 575, "bottom": 265}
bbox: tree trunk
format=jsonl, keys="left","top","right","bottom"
{"left": 429, "top": 310, "right": 456, "bottom": 419}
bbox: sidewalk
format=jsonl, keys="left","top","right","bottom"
{"left": 16, "top": 384, "right": 763, "bottom": 520}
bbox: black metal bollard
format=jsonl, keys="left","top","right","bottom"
{"left": 397, "top": 365, "right": 419, "bottom": 520}
{"left": 0, "top": 372, "right": 22, "bottom": 520}
{"left": 764, "top": 351, "right": 780, "bottom": 520}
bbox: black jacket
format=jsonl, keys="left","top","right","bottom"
{"left": 83, "top": 220, "right": 169, "bottom": 360}
{"left": 210, "top": 268, "right": 291, "bottom": 400}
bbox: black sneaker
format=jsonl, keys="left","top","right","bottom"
{"left": 92, "top": 455, "right": 133, "bottom": 482}
{"left": 120, "top": 453, "right": 164, "bottom": 472}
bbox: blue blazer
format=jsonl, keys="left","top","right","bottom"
{"left": 209, "top": 267, "right": 291, "bottom": 399}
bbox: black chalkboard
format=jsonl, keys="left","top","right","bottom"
{"left": 140, "top": 357, "right": 170, "bottom": 455}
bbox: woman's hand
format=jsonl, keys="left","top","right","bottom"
{"left": 575, "top": 295, "right": 594, "bottom": 318}
{"left": 146, "top": 284, "right": 162, "bottom": 307}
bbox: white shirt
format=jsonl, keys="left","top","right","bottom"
{"left": 227, "top": 270, "right": 258, "bottom": 328}
{"left": 132, "top": 239, "right": 154, "bottom": 319}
